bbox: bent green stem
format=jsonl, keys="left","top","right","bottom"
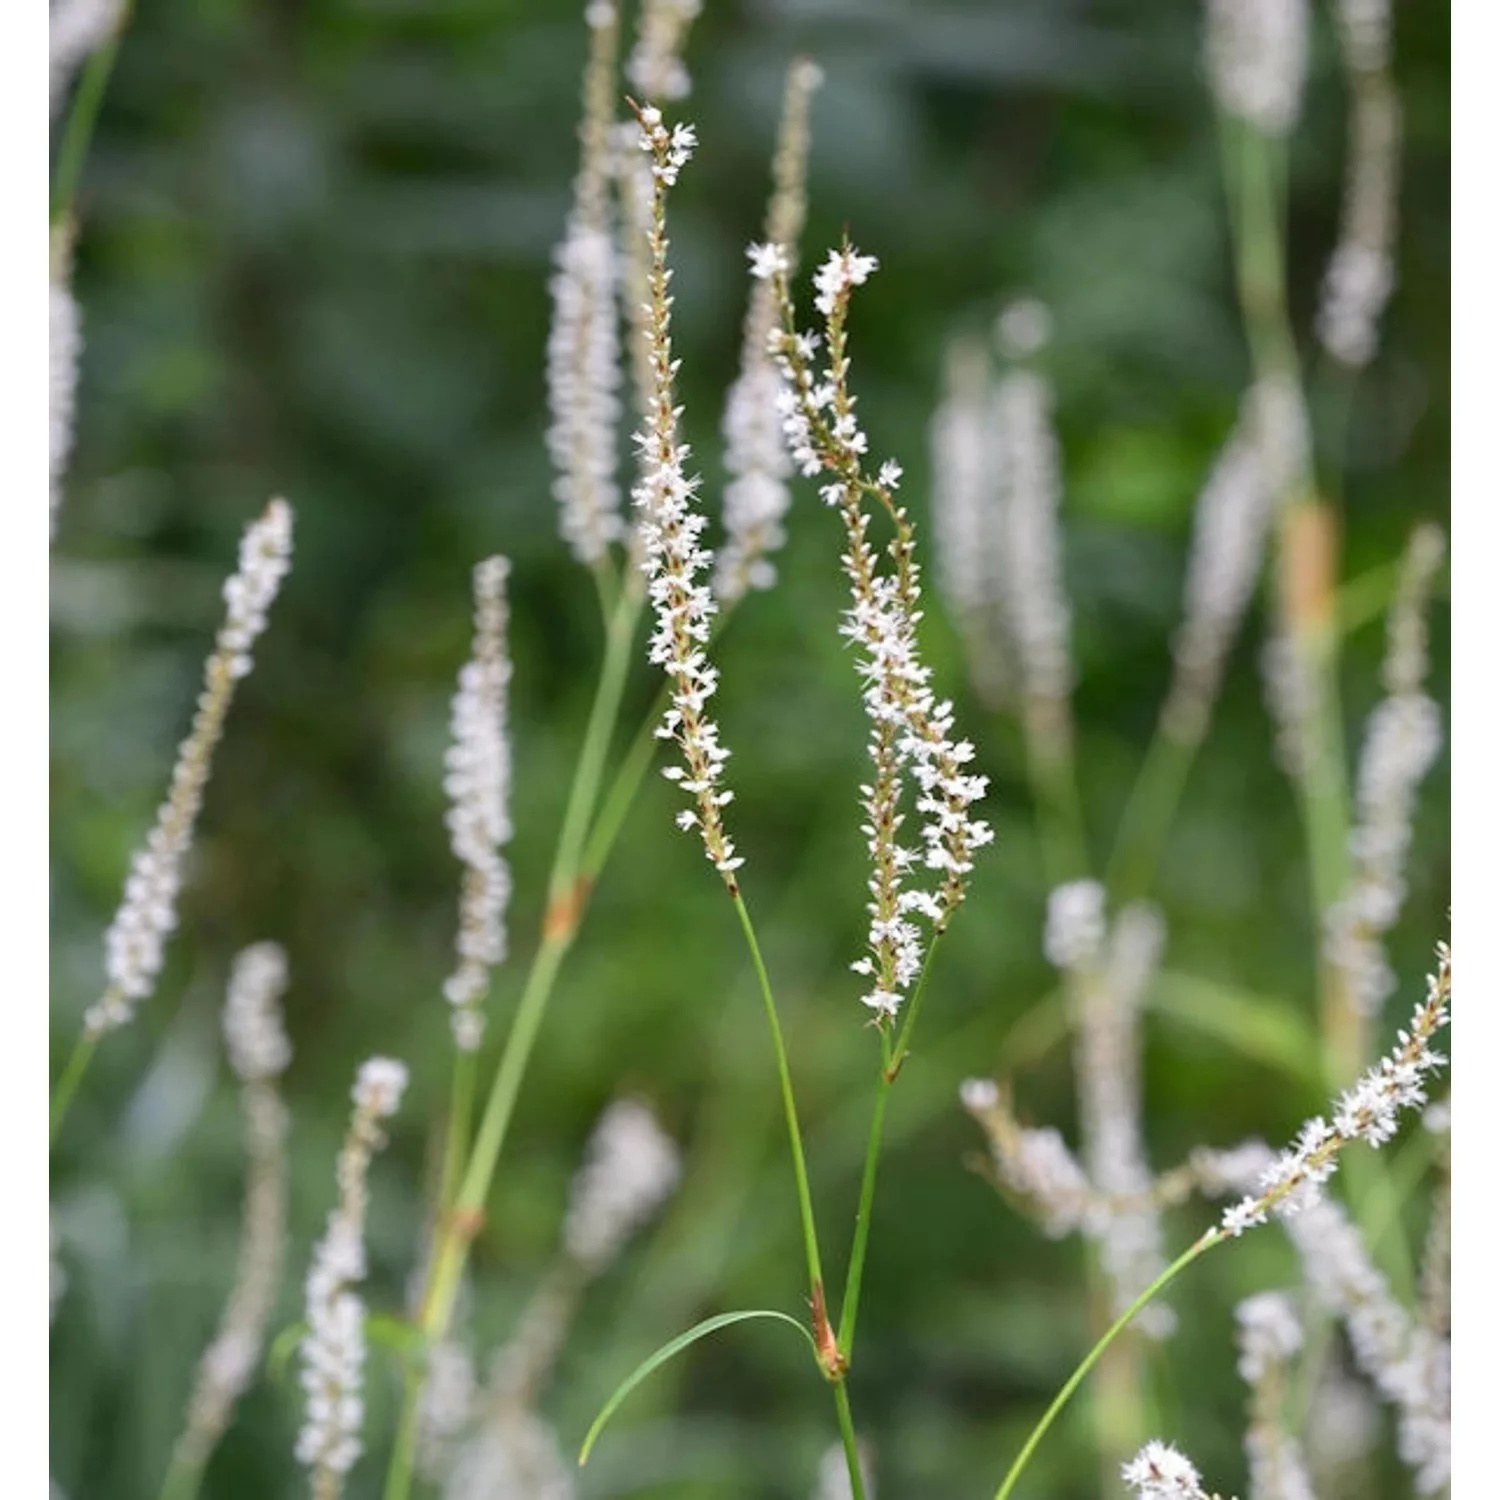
{"left": 729, "top": 890, "right": 825, "bottom": 1300}
{"left": 992, "top": 1229, "right": 1223, "bottom": 1500}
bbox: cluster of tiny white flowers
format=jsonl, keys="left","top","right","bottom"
{"left": 1324, "top": 695, "right": 1441, "bottom": 1014}
{"left": 547, "top": 223, "right": 625, "bottom": 564}
{"left": 716, "top": 362, "right": 793, "bottom": 601}
{"left": 714, "top": 62, "right": 822, "bottom": 605}
{"left": 1284, "top": 1194, "right": 1446, "bottom": 1492}
{"left": 50, "top": 229, "right": 80, "bottom": 541}
{"left": 172, "top": 1051, "right": 291, "bottom": 1479}
{"left": 87, "top": 499, "right": 294, "bottom": 1041}
{"left": 442, "top": 557, "right": 514, "bottom": 1050}
{"left": 1121, "top": 1440, "right": 1218, "bottom": 1500}
{"left": 1088, "top": 904, "right": 1174, "bottom": 1335}
{"left": 444, "top": 1409, "right": 575, "bottom": 1500}
{"left": 1260, "top": 623, "right": 1318, "bottom": 780}
{"left": 929, "top": 338, "right": 1011, "bottom": 707}
{"left": 546, "top": 3, "right": 625, "bottom": 565}
{"left": 1165, "top": 407, "right": 1272, "bottom": 744}
{"left": 762, "top": 242, "right": 992, "bottom": 1014}
{"left": 297, "top": 1058, "right": 408, "bottom": 1496}
{"left": 1047, "top": 891, "right": 1175, "bottom": 1334}
{"left": 625, "top": 0, "right": 701, "bottom": 103}
{"left": 1318, "top": 49, "right": 1400, "bottom": 368}
{"left": 49, "top": 0, "right": 122, "bottom": 114}
{"left": 1325, "top": 528, "right": 1444, "bottom": 1017}
{"left": 1204, "top": 0, "right": 1309, "bottom": 137}
{"left": 961, "top": 1079, "right": 1097, "bottom": 1240}
{"left": 1307, "top": 1359, "right": 1381, "bottom": 1475}
{"left": 222, "top": 941, "right": 292, "bottom": 1083}
{"left": 1237, "top": 1293, "right": 1316, "bottom": 1500}
{"left": 993, "top": 344, "right": 1073, "bottom": 727}
{"left": 562, "top": 1099, "right": 681, "bottom": 1274}
{"left": 1043, "top": 879, "right": 1107, "bottom": 971}
{"left": 1335, "top": 0, "right": 1392, "bottom": 74}
{"left": 1236, "top": 1291, "right": 1303, "bottom": 1385}
{"left": 640, "top": 107, "right": 696, "bottom": 186}
{"left": 416, "top": 1341, "right": 478, "bottom": 1485}
{"left": 1220, "top": 943, "right": 1449, "bottom": 1238}
{"left": 632, "top": 111, "right": 744, "bottom": 880}
{"left": 995, "top": 298, "right": 1052, "bottom": 360}
{"left": 811, "top": 244, "right": 879, "bottom": 317}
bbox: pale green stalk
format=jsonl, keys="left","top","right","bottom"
{"left": 1106, "top": 727, "right": 1198, "bottom": 907}
{"left": 1220, "top": 115, "right": 1355, "bottom": 1080}
{"left": 50, "top": 1034, "right": 97, "bottom": 1146}
{"left": 992, "top": 1229, "right": 1223, "bottom": 1500}
{"left": 383, "top": 581, "right": 644, "bottom": 1500}
{"left": 52, "top": 4, "right": 134, "bottom": 225}
{"left": 833, "top": 1382, "right": 868, "bottom": 1500}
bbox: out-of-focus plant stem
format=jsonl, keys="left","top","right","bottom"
{"left": 383, "top": 577, "right": 644, "bottom": 1500}
{"left": 51, "top": 5, "right": 135, "bottom": 226}
{"left": 1224, "top": 117, "right": 1355, "bottom": 1084}
{"left": 50, "top": 1035, "right": 97, "bottom": 1147}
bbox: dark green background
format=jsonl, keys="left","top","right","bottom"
{"left": 50, "top": 2, "right": 1450, "bottom": 1496}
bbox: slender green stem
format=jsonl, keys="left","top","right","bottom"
{"left": 420, "top": 931, "right": 570, "bottom": 1339}
{"left": 52, "top": 11, "right": 131, "bottom": 225}
{"left": 889, "top": 937, "right": 942, "bottom": 1078}
{"left": 1024, "top": 720, "right": 1090, "bottom": 887}
{"left": 835, "top": 1070, "right": 890, "bottom": 1361}
{"left": 992, "top": 1230, "right": 1222, "bottom": 1500}
{"left": 50, "top": 1034, "right": 97, "bottom": 1148}
{"left": 156, "top": 1452, "right": 203, "bottom": 1500}
{"left": 384, "top": 579, "right": 645, "bottom": 1500}
{"left": 549, "top": 583, "right": 644, "bottom": 912}
{"left": 1105, "top": 727, "right": 1197, "bottom": 907}
{"left": 832, "top": 1381, "right": 869, "bottom": 1500}
{"left": 581, "top": 676, "right": 666, "bottom": 882}
{"left": 729, "top": 891, "right": 825, "bottom": 1298}
{"left": 381, "top": 1371, "right": 424, "bottom": 1500}
{"left": 437, "top": 1048, "right": 476, "bottom": 1217}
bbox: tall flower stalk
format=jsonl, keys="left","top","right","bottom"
{"left": 989, "top": 934, "right": 1450, "bottom": 1500}
{"left": 52, "top": 498, "right": 295, "bottom": 1144}
{"left": 298, "top": 1059, "right": 409, "bottom": 1500}
{"left": 160, "top": 944, "right": 293, "bottom": 1500}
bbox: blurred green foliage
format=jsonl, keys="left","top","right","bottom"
{"left": 51, "top": 1, "right": 1449, "bottom": 1497}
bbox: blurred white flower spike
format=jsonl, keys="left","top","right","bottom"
{"left": 443, "top": 557, "right": 515, "bottom": 1051}
{"left": 297, "top": 1057, "right": 409, "bottom": 1500}
{"left": 563, "top": 1099, "right": 682, "bottom": 1274}
{"left": 85, "top": 499, "right": 294, "bottom": 1042}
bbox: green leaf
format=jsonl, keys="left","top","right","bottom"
{"left": 1151, "top": 971, "right": 1321, "bottom": 1086}
{"left": 266, "top": 1321, "right": 308, "bottom": 1386}
{"left": 578, "top": 1309, "right": 817, "bottom": 1467}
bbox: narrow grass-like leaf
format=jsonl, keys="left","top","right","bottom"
{"left": 578, "top": 1309, "right": 817, "bottom": 1466}
{"left": 1151, "top": 970, "right": 1322, "bottom": 1086}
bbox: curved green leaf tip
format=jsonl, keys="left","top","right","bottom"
{"left": 578, "top": 1308, "right": 817, "bottom": 1466}
{"left": 266, "top": 1320, "right": 309, "bottom": 1386}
